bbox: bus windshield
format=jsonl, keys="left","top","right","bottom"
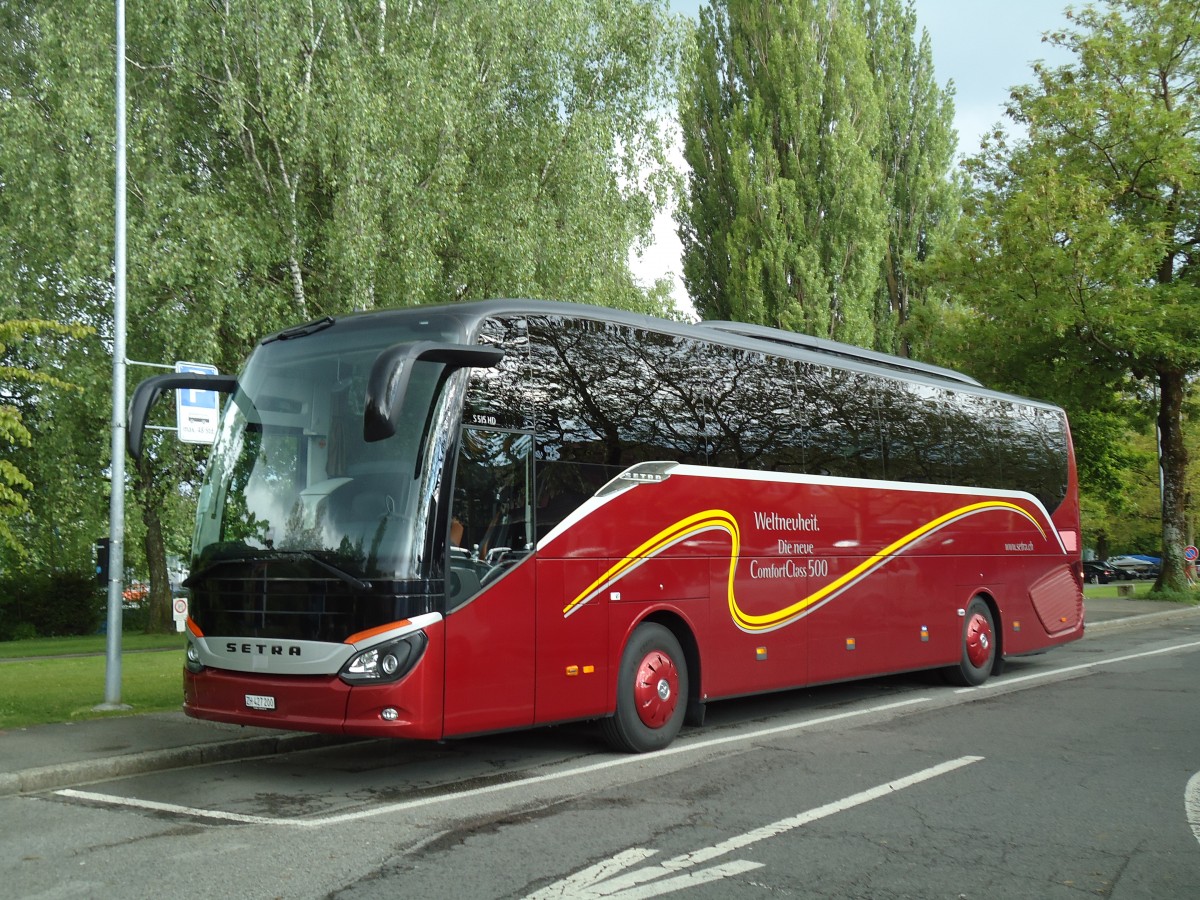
{"left": 192, "top": 314, "right": 464, "bottom": 584}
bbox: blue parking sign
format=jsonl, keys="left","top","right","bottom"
{"left": 175, "top": 361, "right": 220, "bottom": 444}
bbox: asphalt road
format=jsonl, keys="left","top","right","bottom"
{"left": 6, "top": 612, "right": 1200, "bottom": 899}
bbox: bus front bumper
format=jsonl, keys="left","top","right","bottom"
{"left": 182, "top": 666, "right": 443, "bottom": 739}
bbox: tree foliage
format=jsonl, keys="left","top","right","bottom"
{"left": 0, "top": 319, "right": 90, "bottom": 557}
{"left": 865, "top": 0, "right": 959, "bottom": 356}
{"left": 0, "top": 0, "right": 682, "bottom": 629}
{"left": 935, "top": 0, "right": 1200, "bottom": 590}
{"left": 676, "top": 0, "right": 956, "bottom": 350}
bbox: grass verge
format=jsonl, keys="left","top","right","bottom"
{"left": 1083, "top": 580, "right": 1199, "bottom": 603}
{"left": 0, "top": 644, "right": 185, "bottom": 729}
{"left": 0, "top": 632, "right": 185, "bottom": 660}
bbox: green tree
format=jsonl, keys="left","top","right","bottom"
{"left": 677, "top": 0, "right": 956, "bottom": 348}
{"left": 1, "top": 1, "right": 683, "bottom": 629}
{"left": 0, "top": 320, "right": 90, "bottom": 559}
{"left": 865, "top": 0, "right": 958, "bottom": 356}
{"left": 937, "top": 0, "right": 1200, "bottom": 592}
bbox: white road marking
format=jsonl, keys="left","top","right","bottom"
{"left": 525, "top": 756, "right": 984, "bottom": 899}
{"left": 1186, "top": 771, "right": 1200, "bottom": 846}
{"left": 56, "top": 789, "right": 277, "bottom": 825}
{"left": 53, "top": 697, "right": 930, "bottom": 828}
{"left": 954, "top": 639, "right": 1200, "bottom": 694}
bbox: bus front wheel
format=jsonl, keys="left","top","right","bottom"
{"left": 946, "top": 597, "right": 996, "bottom": 687}
{"left": 602, "top": 623, "right": 688, "bottom": 753}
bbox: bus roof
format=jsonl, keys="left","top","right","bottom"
{"left": 298, "top": 298, "right": 997, "bottom": 397}
{"left": 693, "top": 320, "right": 982, "bottom": 387}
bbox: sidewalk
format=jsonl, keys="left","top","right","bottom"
{"left": 2, "top": 596, "right": 1197, "bottom": 797}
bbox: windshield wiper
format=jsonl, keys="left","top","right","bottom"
{"left": 261, "top": 316, "right": 335, "bottom": 344}
{"left": 287, "top": 550, "right": 373, "bottom": 592}
{"left": 182, "top": 555, "right": 257, "bottom": 587}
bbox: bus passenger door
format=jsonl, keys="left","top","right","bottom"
{"left": 442, "top": 428, "right": 536, "bottom": 736}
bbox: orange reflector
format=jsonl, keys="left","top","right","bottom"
{"left": 566, "top": 665, "right": 579, "bottom": 676}
{"left": 583, "top": 665, "right": 595, "bottom": 674}
{"left": 344, "top": 619, "right": 411, "bottom": 645}
{"left": 756, "top": 646, "right": 768, "bottom": 660}
{"left": 845, "top": 638, "right": 856, "bottom": 651}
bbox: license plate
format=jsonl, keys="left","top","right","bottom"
{"left": 245, "top": 694, "right": 276, "bottom": 711}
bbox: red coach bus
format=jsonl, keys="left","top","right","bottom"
{"left": 129, "top": 300, "right": 1084, "bottom": 752}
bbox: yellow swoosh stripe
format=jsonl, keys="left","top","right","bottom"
{"left": 562, "top": 501, "right": 1047, "bottom": 633}
{"left": 562, "top": 510, "right": 739, "bottom": 617}
{"left": 732, "top": 500, "right": 1044, "bottom": 632}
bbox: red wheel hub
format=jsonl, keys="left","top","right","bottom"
{"left": 965, "top": 611, "right": 993, "bottom": 668}
{"left": 633, "top": 649, "right": 680, "bottom": 728}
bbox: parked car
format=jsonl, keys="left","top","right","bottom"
{"left": 1106, "top": 555, "right": 1161, "bottom": 579}
{"left": 1082, "top": 560, "right": 1117, "bottom": 584}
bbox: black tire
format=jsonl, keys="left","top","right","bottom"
{"left": 601, "top": 623, "right": 688, "bottom": 753}
{"left": 945, "top": 597, "right": 996, "bottom": 687}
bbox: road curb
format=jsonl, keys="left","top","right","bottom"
{"left": 1085, "top": 604, "right": 1200, "bottom": 635}
{"left": 0, "top": 731, "right": 356, "bottom": 798}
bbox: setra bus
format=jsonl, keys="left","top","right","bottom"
{"left": 128, "top": 300, "right": 1084, "bottom": 752}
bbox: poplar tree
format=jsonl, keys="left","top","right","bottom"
{"left": 677, "top": 0, "right": 955, "bottom": 349}
{"left": 865, "top": 0, "right": 957, "bottom": 356}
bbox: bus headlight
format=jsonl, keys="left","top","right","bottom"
{"left": 185, "top": 641, "right": 204, "bottom": 674}
{"left": 339, "top": 632, "right": 428, "bottom": 685}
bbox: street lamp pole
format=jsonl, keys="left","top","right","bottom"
{"left": 100, "top": 0, "right": 129, "bottom": 710}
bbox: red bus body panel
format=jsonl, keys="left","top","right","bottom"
{"left": 523, "top": 468, "right": 1081, "bottom": 714}
{"left": 184, "top": 468, "right": 1082, "bottom": 739}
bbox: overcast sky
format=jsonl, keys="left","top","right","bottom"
{"left": 640, "top": 0, "right": 1077, "bottom": 311}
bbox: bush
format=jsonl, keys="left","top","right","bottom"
{"left": 0, "top": 571, "right": 105, "bottom": 640}
{"left": 1146, "top": 587, "right": 1198, "bottom": 605}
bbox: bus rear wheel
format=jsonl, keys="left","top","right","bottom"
{"left": 601, "top": 623, "right": 688, "bottom": 753}
{"left": 946, "top": 597, "right": 996, "bottom": 687}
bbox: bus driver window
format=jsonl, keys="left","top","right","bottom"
{"left": 447, "top": 428, "right": 533, "bottom": 608}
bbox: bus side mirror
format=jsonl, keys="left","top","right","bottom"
{"left": 127, "top": 373, "right": 238, "bottom": 461}
{"left": 364, "top": 342, "right": 505, "bottom": 442}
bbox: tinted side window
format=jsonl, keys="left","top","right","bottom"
{"left": 798, "top": 364, "right": 883, "bottom": 479}
{"left": 447, "top": 428, "right": 533, "bottom": 609}
{"left": 466, "top": 316, "right": 532, "bottom": 431}
{"left": 879, "top": 382, "right": 963, "bottom": 485}
{"left": 999, "top": 405, "right": 1068, "bottom": 510}
{"left": 527, "top": 316, "right": 709, "bottom": 539}
{"left": 878, "top": 380, "right": 1069, "bottom": 511}
{"left": 528, "top": 316, "right": 707, "bottom": 468}
{"left": 706, "top": 347, "right": 805, "bottom": 472}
